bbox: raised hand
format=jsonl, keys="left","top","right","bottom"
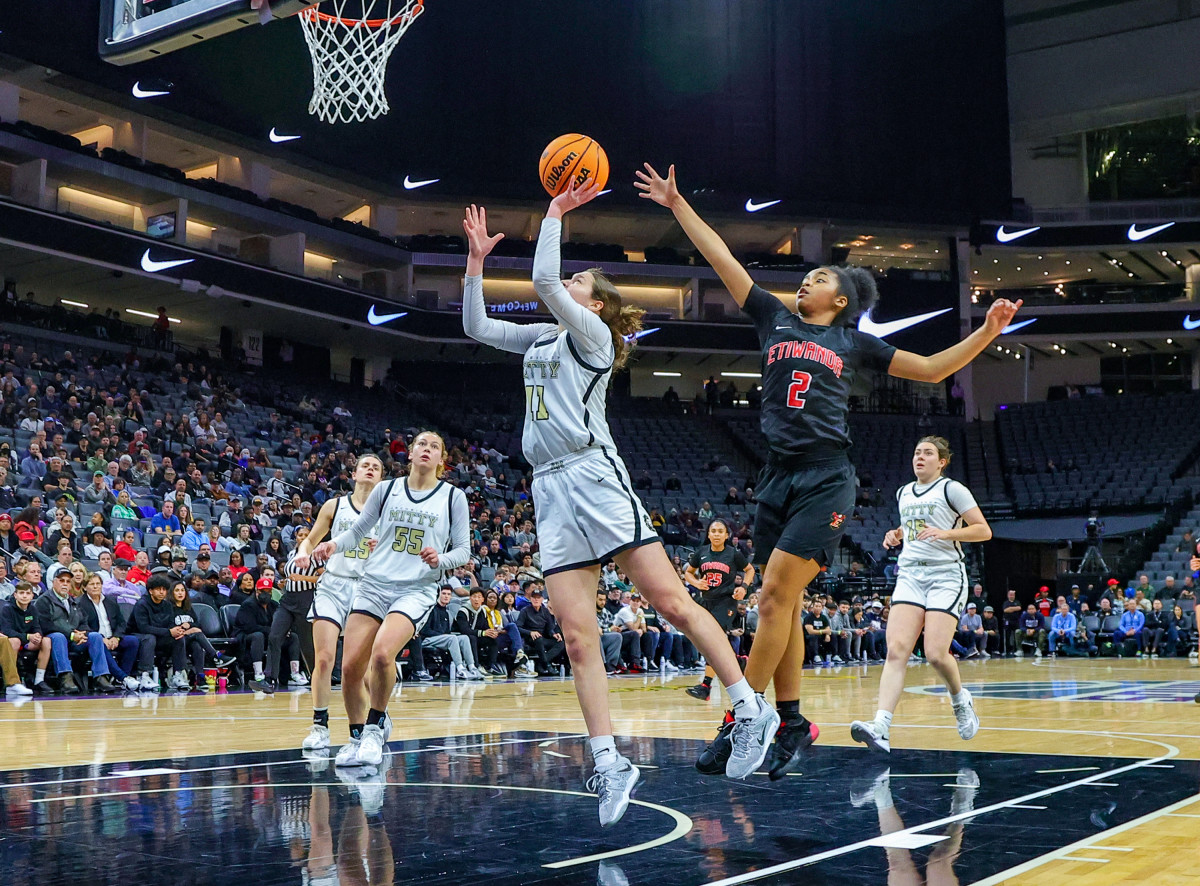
{"left": 984, "top": 297, "right": 1024, "bottom": 334}
{"left": 463, "top": 204, "right": 504, "bottom": 259}
{"left": 634, "top": 163, "right": 680, "bottom": 209}
{"left": 547, "top": 177, "right": 605, "bottom": 219}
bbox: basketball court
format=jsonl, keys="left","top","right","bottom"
{"left": 4, "top": 659, "right": 1198, "bottom": 885}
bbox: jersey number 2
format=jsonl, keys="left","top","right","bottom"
{"left": 525, "top": 385, "right": 550, "bottom": 421}
{"left": 787, "top": 371, "right": 811, "bottom": 409}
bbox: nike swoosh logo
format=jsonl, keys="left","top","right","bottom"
{"left": 625, "top": 327, "right": 660, "bottom": 343}
{"left": 1000, "top": 318, "right": 1038, "bottom": 335}
{"left": 403, "top": 176, "right": 439, "bottom": 190}
{"left": 745, "top": 199, "right": 781, "bottom": 213}
{"left": 1127, "top": 222, "right": 1175, "bottom": 241}
{"left": 995, "top": 225, "right": 1041, "bottom": 243}
{"left": 1183, "top": 315, "right": 1200, "bottom": 331}
{"left": 775, "top": 325, "right": 791, "bottom": 331}
{"left": 268, "top": 128, "right": 301, "bottom": 143}
{"left": 131, "top": 82, "right": 169, "bottom": 99}
{"left": 367, "top": 305, "right": 407, "bottom": 326}
{"left": 858, "top": 307, "right": 952, "bottom": 338}
{"left": 140, "top": 249, "right": 194, "bottom": 273}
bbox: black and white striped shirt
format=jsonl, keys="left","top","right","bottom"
{"left": 284, "top": 552, "right": 323, "bottom": 593}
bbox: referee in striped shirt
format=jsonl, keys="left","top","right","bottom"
{"left": 265, "top": 535, "right": 323, "bottom": 686}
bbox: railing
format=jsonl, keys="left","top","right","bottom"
{"left": 1017, "top": 198, "right": 1200, "bottom": 223}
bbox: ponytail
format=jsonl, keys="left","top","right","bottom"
{"left": 587, "top": 268, "right": 645, "bottom": 371}
{"left": 830, "top": 265, "right": 879, "bottom": 328}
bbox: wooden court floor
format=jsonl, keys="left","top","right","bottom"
{"left": 3, "top": 657, "right": 1198, "bottom": 885}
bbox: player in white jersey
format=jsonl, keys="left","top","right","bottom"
{"left": 306, "top": 431, "right": 472, "bottom": 769}
{"left": 294, "top": 454, "right": 383, "bottom": 756}
{"left": 851, "top": 436, "right": 992, "bottom": 754}
{"left": 460, "top": 188, "right": 780, "bottom": 828}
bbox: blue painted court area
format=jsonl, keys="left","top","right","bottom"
{"left": 908, "top": 679, "right": 1200, "bottom": 703}
{"left": 1, "top": 730, "right": 1198, "bottom": 885}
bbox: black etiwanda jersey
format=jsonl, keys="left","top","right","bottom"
{"left": 743, "top": 285, "right": 896, "bottom": 459}
{"left": 688, "top": 544, "right": 749, "bottom": 602}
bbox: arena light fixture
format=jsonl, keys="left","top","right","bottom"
{"left": 721, "top": 372, "right": 762, "bottom": 378}
{"left": 126, "top": 308, "right": 180, "bottom": 324}
{"left": 652, "top": 371, "right": 682, "bottom": 377}
{"left": 61, "top": 300, "right": 89, "bottom": 309}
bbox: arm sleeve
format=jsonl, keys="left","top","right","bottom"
{"left": 436, "top": 489, "right": 472, "bottom": 571}
{"left": 461, "top": 274, "right": 553, "bottom": 355}
{"left": 532, "top": 218, "right": 613, "bottom": 360}
{"left": 849, "top": 329, "right": 898, "bottom": 373}
{"left": 687, "top": 550, "right": 702, "bottom": 569}
{"left": 945, "top": 480, "right": 979, "bottom": 516}
{"left": 330, "top": 480, "right": 389, "bottom": 553}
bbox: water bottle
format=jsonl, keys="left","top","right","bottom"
{"left": 151, "top": 666, "right": 159, "bottom": 689}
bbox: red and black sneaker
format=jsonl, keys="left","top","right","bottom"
{"left": 685, "top": 683, "right": 711, "bottom": 700}
{"left": 695, "top": 710, "right": 735, "bottom": 775}
{"left": 767, "top": 717, "right": 820, "bottom": 780}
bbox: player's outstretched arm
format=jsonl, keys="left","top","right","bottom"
{"left": 635, "top": 163, "right": 755, "bottom": 306}
{"left": 888, "top": 298, "right": 1023, "bottom": 384}
{"left": 461, "top": 205, "right": 549, "bottom": 354}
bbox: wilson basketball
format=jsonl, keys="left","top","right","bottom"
{"left": 538, "top": 133, "right": 609, "bottom": 197}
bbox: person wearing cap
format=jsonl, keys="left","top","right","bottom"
{"left": 1066, "top": 584, "right": 1086, "bottom": 617}
{"left": 103, "top": 559, "right": 143, "bottom": 606}
{"left": 980, "top": 605, "right": 1001, "bottom": 656}
{"left": 83, "top": 526, "right": 110, "bottom": 560}
{"left": 516, "top": 587, "right": 566, "bottom": 676}
{"left": 233, "top": 576, "right": 283, "bottom": 693}
{"left": 83, "top": 471, "right": 115, "bottom": 506}
{"left": 1034, "top": 586, "right": 1053, "bottom": 617}
{"left": 33, "top": 569, "right": 111, "bottom": 693}
{"left": 188, "top": 551, "right": 220, "bottom": 606}
{"left": 218, "top": 496, "right": 244, "bottom": 535}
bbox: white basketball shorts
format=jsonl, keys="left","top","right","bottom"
{"left": 349, "top": 575, "right": 437, "bottom": 632}
{"left": 890, "top": 562, "right": 969, "bottom": 616}
{"left": 307, "top": 573, "right": 356, "bottom": 629}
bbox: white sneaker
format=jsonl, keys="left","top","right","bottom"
{"left": 981, "top": 650, "right": 991, "bottom": 659}
{"left": 122, "top": 676, "right": 141, "bottom": 691}
{"left": 303, "top": 724, "right": 331, "bottom": 751}
{"left": 832, "top": 655, "right": 844, "bottom": 664}
{"left": 356, "top": 724, "right": 386, "bottom": 766}
{"left": 726, "top": 694, "right": 781, "bottom": 779}
{"left": 382, "top": 713, "right": 393, "bottom": 744}
{"left": 586, "top": 756, "right": 640, "bottom": 828}
{"left": 467, "top": 667, "right": 486, "bottom": 680}
{"left": 335, "top": 739, "right": 362, "bottom": 767}
{"left": 139, "top": 672, "right": 159, "bottom": 692}
{"left": 170, "top": 672, "right": 191, "bottom": 690}
{"left": 950, "top": 767, "right": 980, "bottom": 816}
{"left": 289, "top": 672, "right": 310, "bottom": 686}
{"left": 1014, "top": 650, "right": 1024, "bottom": 658}
{"left": 953, "top": 689, "right": 980, "bottom": 741}
{"left": 663, "top": 661, "right": 679, "bottom": 672}
{"left": 5, "top": 683, "right": 32, "bottom": 697}
{"left": 1034, "top": 648, "right": 1042, "bottom": 658}
{"left": 518, "top": 661, "right": 538, "bottom": 677}
{"left": 850, "top": 719, "right": 891, "bottom": 754}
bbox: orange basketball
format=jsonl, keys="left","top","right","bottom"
{"left": 538, "top": 133, "right": 609, "bottom": 197}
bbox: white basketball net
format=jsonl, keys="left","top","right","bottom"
{"left": 299, "top": 0, "right": 424, "bottom": 124}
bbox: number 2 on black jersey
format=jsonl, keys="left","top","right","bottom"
{"left": 787, "top": 371, "right": 811, "bottom": 410}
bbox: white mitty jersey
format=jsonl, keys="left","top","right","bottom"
{"left": 521, "top": 329, "right": 617, "bottom": 467}
{"left": 330, "top": 477, "right": 471, "bottom": 585}
{"left": 322, "top": 494, "right": 374, "bottom": 579}
{"left": 895, "top": 477, "right": 979, "bottom": 566}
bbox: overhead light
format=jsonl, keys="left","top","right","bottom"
{"left": 61, "top": 299, "right": 89, "bottom": 309}
{"left": 1014, "top": 353, "right": 1021, "bottom": 360}
{"left": 721, "top": 372, "right": 762, "bottom": 378}
{"left": 126, "top": 308, "right": 180, "bottom": 324}
{"left": 1166, "top": 338, "right": 1173, "bottom": 344}
{"left": 652, "top": 371, "right": 681, "bottom": 377}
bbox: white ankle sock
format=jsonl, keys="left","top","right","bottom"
{"left": 950, "top": 688, "right": 971, "bottom": 707}
{"left": 727, "top": 679, "right": 758, "bottom": 718}
{"left": 253, "top": 663, "right": 264, "bottom": 679}
{"left": 589, "top": 735, "right": 619, "bottom": 770}
{"left": 874, "top": 710, "right": 893, "bottom": 734}
{"left": 35, "top": 669, "right": 46, "bottom": 684}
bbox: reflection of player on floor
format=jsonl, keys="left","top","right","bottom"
{"left": 307, "top": 433, "right": 471, "bottom": 768}
{"left": 851, "top": 766, "right": 978, "bottom": 886}
{"left": 293, "top": 454, "right": 383, "bottom": 756}
{"left": 461, "top": 191, "right": 779, "bottom": 828}
{"left": 638, "top": 163, "right": 1021, "bottom": 779}
{"left": 851, "top": 437, "right": 990, "bottom": 754}
{"left": 684, "top": 519, "right": 754, "bottom": 700}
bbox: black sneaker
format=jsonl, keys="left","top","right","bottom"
{"left": 695, "top": 711, "right": 735, "bottom": 775}
{"left": 685, "top": 683, "right": 711, "bottom": 701}
{"left": 767, "top": 717, "right": 820, "bottom": 780}
{"left": 249, "top": 679, "right": 275, "bottom": 694}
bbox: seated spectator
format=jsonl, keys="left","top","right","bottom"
{"left": 33, "top": 569, "right": 114, "bottom": 693}
{"left": 1018, "top": 604, "right": 1045, "bottom": 657}
{"left": 83, "top": 471, "right": 116, "bottom": 506}
{"left": 454, "top": 588, "right": 506, "bottom": 676}
{"left": 82, "top": 527, "right": 110, "bottom": 561}
{"left": 45, "top": 512, "right": 81, "bottom": 558}
{"left": 1047, "top": 602, "right": 1077, "bottom": 656}
{"left": 188, "top": 551, "right": 220, "bottom": 605}
{"left": 1159, "top": 575, "right": 1178, "bottom": 600}
{"left": 127, "top": 551, "right": 152, "bottom": 587}
{"left": 828, "top": 599, "right": 854, "bottom": 664}
{"left": 180, "top": 517, "right": 208, "bottom": 551}
{"left": 78, "top": 572, "right": 142, "bottom": 690}
{"left": 1113, "top": 598, "right": 1146, "bottom": 656}
{"left": 233, "top": 577, "right": 279, "bottom": 692}
{"left": 515, "top": 588, "right": 565, "bottom": 676}
{"left": 980, "top": 605, "right": 1001, "bottom": 655}
{"left": 594, "top": 588, "right": 624, "bottom": 674}
{"left": 113, "top": 529, "right": 139, "bottom": 562}
{"left": 228, "top": 523, "right": 255, "bottom": 556}
{"left": 44, "top": 541, "right": 75, "bottom": 585}
{"left": 1142, "top": 599, "right": 1170, "bottom": 658}
{"left": 421, "top": 585, "right": 482, "bottom": 679}
{"left": 149, "top": 500, "right": 181, "bottom": 538}
{"left": 230, "top": 571, "right": 256, "bottom": 605}
{"left": 955, "top": 603, "right": 987, "bottom": 658}
{"left": 802, "top": 598, "right": 833, "bottom": 665}
{"left": 613, "top": 591, "right": 655, "bottom": 670}
{"left": 167, "top": 580, "right": 230, "bottom": 689}
{"left": 0, "top": 581, "right": 42, "bottom": 696}
{"left": 228, "top": 549, "right": 250, "bottom": 582}
{"left": 0, "top": 558, "right": 13, "bottom": 601}
{"left": 102, "top": 558, "right": 143, "bottom": 605}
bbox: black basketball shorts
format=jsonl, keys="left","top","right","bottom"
{"left": 752, "top": 454, "right": 856, "bottom": 567}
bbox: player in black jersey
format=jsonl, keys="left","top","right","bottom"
{"left": 683, "top": 519, "right": 754, "bottom": 701}
{"left": 638, "top": 163, "right": 1022, "bottom": 778}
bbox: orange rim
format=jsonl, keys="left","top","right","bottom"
{"left": 302, "top": 0, "right": 423, "bottom": 28}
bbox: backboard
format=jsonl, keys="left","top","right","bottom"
{"left": 99, "top": 0, "right": 315, "bottom": 65}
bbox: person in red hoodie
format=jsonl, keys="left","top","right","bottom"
{"left": 114, "top": 529, "right": 139, "bottom": 563}
{"left": 1034, "top": 586, "right": 1053, "bottom": 617}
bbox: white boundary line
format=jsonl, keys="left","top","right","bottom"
{"left": 702, "top": 729, "right": 1180, "bottom": 886}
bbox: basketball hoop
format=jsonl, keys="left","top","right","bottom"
{"left": 299, "top": 0, "right": 424, "bottom": 124}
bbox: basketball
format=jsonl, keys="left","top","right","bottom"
{"left": 538, "top": 133, "right": 609, "bottom": 197}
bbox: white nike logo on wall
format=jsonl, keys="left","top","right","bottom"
{"left": 269, "top": 128, "right": 301, "bottom": 143}
{"left": 131, "top": 82, "right": 169, "bottom": 99}
{"left": 1000, "top": 318, "right": 1038, "bottom": 334}
{"left": 995, "top": 225, "right": 1040, "bottom": 243}
{"left": 858, "top": 308, "right": 952, "bottom": 338}
{"left": 140, "top": 249, "right": 194, "bottom": 273}
{"left": 403, "top": 176, "right": 439, "bottom": 190}
{"left": 367, "top": 306, "right": 407, "bottom": 326}
{"left": 1183, "top": 315, "right": 1200, "bottom": 331}
{"left": 1127, "top": 222, "right": 1175, "bottom": 241}
{"left": 745, "top": 199, "right": 781, "bottom": 213}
